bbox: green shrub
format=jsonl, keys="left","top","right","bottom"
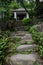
{"left": 22, "top": 18, "right": 32, "bottom": 26}
{"left": 9, "top": 37, "right": 21, "bottom": 43}
{"left": 34, "top": 62, "right": 40, "bottom": 65}
{"left": 4, "top": 30, "right": 10, "bottom": 37}
{"left": 29, "top": 26, "right": 39, "bottom": 34}
{"left": 0, "top": 30, "right": 2, "bottom": 39}
{"left": 32, "top": 32, "right": 43, "bottom": 45}
{"left": 30, "top": 26, "right": 43, "bottom": 58}
{"left": 30, "top": 26, "right": 43, "bottom": 45}
{"left": 36, "top": 2, "right": 43, "bottom": 16}
{"left": 0, "top": 37, "right": 9, "bottom": 65}
{"left": 10, "top": 2, "right": 19, "bottom": 9}
{"left": 24, "top": 26, "right": 31, "bottom": 31}
{"left": 38, "top": 45, "right": 43, "bottom": 59}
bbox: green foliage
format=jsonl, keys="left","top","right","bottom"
{"left": 20, "top": 0, "right": 36, "bottom": 18}
{"left": 0, "top": 37, "right": 9, "bottom": 65}
{"left": 4, "top": 30, "right": 10, "bottom": 37}
{"left": 0, "top": 30, "right": 10, "bottom": 40}
{"left": 0, "top": 30, "right": 10, "bottom": 65}
{"left": 24, "top": 41, "right": 33, "bottom": 45}
{"left": 22, "top": 18, "right": 32, "bottom": 26}
{"left": 36, "top": 2, "right": 43, "bottom": 16}
{"left": 9, "top": 37, "right": 21, "bottom": 43}
{"left": 0, "top": 30, "right": 2, "bottom": 39}
{"left": 8, "top": 43, "right": 20, "bottom": 56}
{"left": 0, "top": 0, "right": 19, "bottom": 21}
{"left": 29, "top": 26, "right": 39, "bottom": 34}
{"left": 10, "top": 1, "right": 19, "bottom": 9}
{"left": 0, "top": 30, "right": 21, "bottom": 65}
{"left": 34, "top": 62, "right": 40, "bottom": 65}
{"left": 30, "top": 26, "right": 43, "bottom": 58}
{"left": 18, "top": 50, "right": 33, "bottom": 54}
{"left": 25, "top": 0, "right": 35, "bottom": 9}
{"left": 30, "top": 26, "right": 43, "bottom": 45}
{"left": 0, "top": 36, "right": 20, "bottom": 65}
{"left": 24, "top": 26, "right": 31, "bottom": 31}
{"left": 38, "top": 45, "right": 43, "bottom": 58}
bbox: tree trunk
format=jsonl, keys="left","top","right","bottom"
{"left": 20, "top": 0, "right": 29, "bottom": 14}
{"left": 36, "top": 0, "right": 39, "bottom": 5}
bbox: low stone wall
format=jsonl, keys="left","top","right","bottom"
{"left": 0, "top": 21, "right": 6, "bottom": 30}
{"left": 0, "top": 20, "right": 15, "bottom": 31}
{"left": 33, "top": 23, "right": 43, "bottom": 32}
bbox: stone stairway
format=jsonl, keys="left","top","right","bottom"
{"left": 8, "top": 31, "right": 40, "bottom": 65}
{"left": 16, "top": 44, "right": 38, "bottom": 52}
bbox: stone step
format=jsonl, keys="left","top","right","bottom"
{"left": 18, "top": 39, "right": 34, "bottom": 45}
{"left": 10, "top": 31, "right": 30, "bottom": 37}
{"left": 8, "top": 54, "right": 38, "bottom": 65}
{"left": 16, "top": 44, "right": 38, "bottom": 52}
{"left": 22, "top": 34, "right": 32, "bottom": 40}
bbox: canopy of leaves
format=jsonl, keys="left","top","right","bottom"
{"left": 0, "top": 0, "right": 19, "bottom": 20}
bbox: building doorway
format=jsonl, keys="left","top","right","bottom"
{"left": 17, "top": 13, "right": 26, "bottom": 20}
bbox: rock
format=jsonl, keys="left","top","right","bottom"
{"left": 16, "top": 44, "right": 38, "bottom": 52}
{"left": 19, "top": 39, "right": 34, "bottom": 44}
{"left": 9, "top": 54, "right": 38, "bottom": 65}
{"left": 22, "top": 34, "right": 32, "bottom": 40}
{"left": 15, "top": 31, "right": 27, "bottom": 36}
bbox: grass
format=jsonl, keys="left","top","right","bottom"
{"left": 7, "top": 42, "right": 20, "bottom": 56}
{"left": 24, "top": 41, "right": 33, "bottom": 44}
{"left": 16, "top": 48, "right": 37, "bottom": 54}
{"left": 9, "top": 37, "right": 21, "bottom": 43}
{"left": 18, "top": 51, "right": 33, "bottom": 54}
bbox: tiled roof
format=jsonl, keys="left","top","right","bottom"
{"left": 12, "top": 8, "right": 31, "bottom": 12}
{"left": 40, "top": 0, "right": 43, "bottom": 2}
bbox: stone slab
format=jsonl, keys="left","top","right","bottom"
{"left": 9, "top": 54, "right": 38, "bottom": 65}
{"left": 19, "top": 39, "right": 33, "bottom": 44}
{"left": 16, "top": 44, "right": 38, "bottom": 52}
{"left": 22, "top": 34, "right": 32, "bottom": 40}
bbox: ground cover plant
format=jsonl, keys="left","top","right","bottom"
{"left": 0, "top": 37, "right": 9, "bottom": 65}
{"left": 30, "top": 26, "right": 43, "bottom": 59}
{"left": 9, "top": 37, "right": 21, "bottom": 43}
{"left": 0, "top": 31, "right": 20, "bottom": 65}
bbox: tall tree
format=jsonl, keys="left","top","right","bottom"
{"left": 20, "top": 0, "right": 36, "bottom": 18}
{"left": 0, "top": 0, "right": 19, "bottom": 20}
{"left": 36, "top": 0, "right": 39, "bottom": 5}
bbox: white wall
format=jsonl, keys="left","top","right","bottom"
{"left": 40, "top": 0, "right": 43, "bottom": 2}
{"left": 26, "top": 13, "right": 29, "bottom": 18}
{"left": 14, "top": 12, "right": 16, "bottom": 18}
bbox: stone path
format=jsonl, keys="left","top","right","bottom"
{"left": 10, "top": 31, "right": 33, "bottom": 44}
{"left": 8, "top": 31, "right": 41, "bottom": 65}
{"left": 9, "top": 54, "right": 38, "bottom": 65}
{"left": 16, "top": 44, "right": 38, "bottom": 52}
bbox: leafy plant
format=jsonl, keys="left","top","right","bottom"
{"left": 24, "top": 26, "right": 31, "bottom": 31}
{"left": 30, "top": 26, "right": 43, "bottom": 58}
{"left": 9, "top": 37, "right": 21, "bottom": 43}
{"left": 29, "top": 26, "right": 38, "bottom": 34}
{"left": 22, "top": 18, "right": 32, "bottom": 26}
{"left": 36, "top": 2, "right": 43, "bottom": 16}
{"left": 10, "top": 1, "right": 19, "bottom": 9}
{"left": 4, "top": 30, "right": 10, "bottom": 37}
{"left": 0, "top": 37, "right": 9, "bottom": 65}
{"left": 34, "top": 61, "right": 40, "bottom": 65}
{"left": 8, "top": 43, "right": 20, "bottom": 56}
{"left": 0, "top": 30, "right": 2, "bottom": 39}
{"left": 38, "top": 45, "right": 43, "bottom": 59}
